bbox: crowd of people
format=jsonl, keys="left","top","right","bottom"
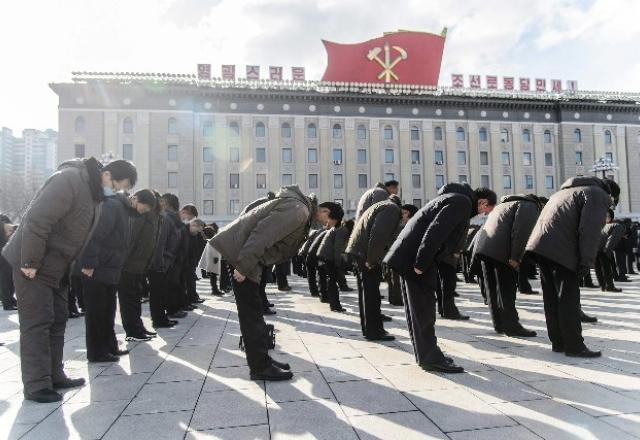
{"left": 0, "top": 155, "right": 632, "bottom": 401}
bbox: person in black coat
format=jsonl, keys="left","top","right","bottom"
{"left": 0, "top": 215, "right": 17, "bottom": 310}
{"left": 80, "top": 192, "right": 135, "bottom": 363}
{"left": 595, "top": 209, "right": 624, "bottom": 293}
{"left": 473, "top": 194, "right": 542, "bottom": 337}
{"left": 316, "top": 203, "right": 347, "bottom": 312}
{"left": 179, "top": 204, "right": 207, "bottom": 305}
{"left": 384, "top": 184, "right": 496, "bottom": 373}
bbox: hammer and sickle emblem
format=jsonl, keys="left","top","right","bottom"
{"left": 367, "top": 42, "right": 408, "bottom": 82}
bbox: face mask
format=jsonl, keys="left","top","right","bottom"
{"left": 103, "top": 186, "right": 115, "bottom": 196}
{"left": 183, "top": 219, "right": 191, "bottom": 224}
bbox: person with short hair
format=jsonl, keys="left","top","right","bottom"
{"left": 179, "top": 205, "right": 206, "bottom": 305}
{"left": 355, "top": 181, "right": 399, "bottom": 220}
{"left": 317, "top": 202, "right": 348, "bottom": 312}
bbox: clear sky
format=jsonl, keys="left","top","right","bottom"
{"left": 1, "top": 0, "right": 639, "bottom": 133}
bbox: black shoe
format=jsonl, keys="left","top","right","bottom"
{"left": 566, "top": 348, "right": 602, "bottom": 358}
{"left": 320, "top": 298, "right": 329, "bottom": 303}
{"left": 112, "top": 349, "right": 130, "bottom": 356}
{"left": 310, "top": 292, "right": 319, "bottom": 297}
{"left": 192, "top": 298, "right": 205, "bottom": 304}
{"left": 250, "top": 364, "right": 293, "bottom": 381}
{"left": 88, "top": 353, "right": 120, "bottom": 363}
{"left": 169, "top": 311, "right": 188, "bottom": 319}
{"left": 381, "top": 314, "right": 392, "bottom": 322}
{"left": 442, "top": 312, "right": 470, "bottom": 321}
{"left": 365, "top": 332, "right": 396, "bottom": 341}
{"left": 125, "top": 334, "right": 152, "bottom": 342}
{"left": 153, "top": 321, "right": 176, "bottom": 328}
{"left": 269, "top": 357, "right": 291, "bottom": 371}
{"left": 24, "top": 388, "right": 62, "bottom": 403}
{"left": 616, "top": 277, "right": 631, "bottom": 283}
{"left": 504, "top": 326, "right": 537, "bottom": 337}
{"left": 580, "top": 313, "right": 598, "bottom": 324}
{"left": 520, "top": 290, "right": 539, "bottom": 295}
{"left": 278, "top": 286, "right": 292, "bottom": 292}
{"left": 144, "top": 329, "right": 157, "bottom": 337}
{"left": 551, "top": 344, "right": 565, "bottom": 353}
{"left": 53, "top": 377, "right": 85, "bottom": 390}
{"left": 422, "top": 359, "right": 464, "bottom": 374}
{"left": 331, "top": 306, "right": 346, "bottom": 313}
{"left": 181, "top": 305, "right": 196, "bottom": 311}
{"left": 339, "top": 286, "right": 354, "bottom": 292}
{"left": 212, "top": 290, "right": 224, "bottom": 297}
{"left": 263, "top": 308, "right": 277, "bottom": 315}
{"left": 266, "top": 302, "right": 274, "bottom": 308}
{"left": 3, "top": 305, "right": 18, "bottom": 311}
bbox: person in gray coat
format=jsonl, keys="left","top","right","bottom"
{"left": 210, "top": 185, "right": 317, "bottom": 381}
{"left": 525, "top": 177, "right": 619, "bottom": 358}
{"left": 355, "top": 180, "right": 399, "bottom": 220}
{"left": 473, "top": 195, "right": 543, "bottom": 337}
{"left": 2, "top": 158, "right": 137, "bottom": 403}
{"left": 346, "top": 195, "right": 402, "bottom": 341}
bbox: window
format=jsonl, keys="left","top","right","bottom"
{"left": 481, "top": 174, "right": 490, "bottom": 188}
{"left": 255, "top": 122, "right": 266, "bottom": 137}
{"left": 74, "top": 116, "right": 85, "bottom": 134}
{"left": 333, "top": 149, "right": 343, "bottom": 164}
{"left": 229, "top": 199, "right": 241, "bottom": 215}
{"left": 574, "top": 128, "right": 582, "bottom": 143}
{"left": 456, "top": 127, "right": 466, "bottom": 141}
{"left": 457, "top": 151, "right": 467, "bottom": 166}
{"left": 307, "top": 123, "right": 317, "bottom": 138}
{"left": 282, "top": 174, "right": 293, "bottom": 186}
{"left": 358, "top": 174, "right": 368, "bottom": 188}
{"left": 479, "top": 127, "right": 488, "bottom": 142}
{"left": 74, "top": 144, "right": 85, "bottom": 157}
{"left": 502, "top": 152, "right": 511, "bottom": 166}
{"left": 385, "top": 149, "right": 394, "bottom": 163}
{"left": 545, "top": 153, "right": 553, "bottom": 167}
{"left": 308, "top": 174, "right": 318, "bottom": 189}
{"left": 575, "top": 151, "right": 583, "bottom": 165}
{"left": 412, "top": 174, "right": 421, "bottom": 188}
{"left": 524, "top": 175, "right": 534, "bottom": 190}
{"left": 523, "top": 152, "right": 532, "bottom": 166}
{"left": 168, "top": 172, "right": 178, "bottom": 188}
{"left": 411, "top": 126, "right": 420, "bottom": 140}
{"left": 604, "top": 130, "right": 612, "bottom": 144}
{"left": 203, "top": 200, "right": 214, "bottom": 215}
{"left": 357, "top": 149, "right": 367, "bottom": 164}
{"left": 203, "top": 173, "right": 214, "bottom": 189}
{"left": 282, "top": 148, "right": 292, "bottom": 163}
{"left": 202, "top": 121, "right": 213, "bottom": 137}
{"left": 168, "top": 117, "right": 177, "bottom": 134}
{"left": 357, "top": 125, "right": 367, "bottom": 140}
{"left": 229, "top": 121, "right": 240, "bottom": 137}
{"left": 384, "top": 173, "right": 395, "bottom": 182}
{"left": 480, "top": 151, "right": 489, "bottom": 166}
{"left": 435, "top": 150, "right": 444, "bottom": 164}
{"left": 546, "top": 175, "right": 554, "bottom": 189}
{"left": 413, "top": 199, "right": 422, "bottom": 208}
{"left": 168, "top": 144, "right": 178, "bottom": 161}
{"left": 203, "top": 147, "right": 213, "bottom": 162}
{"left": 384, "top": 125, "right": 393, "bottom": 140}
{"left": 229, "top": 147, "right": 240, "bottom": 163}
{"left": 522, "top": 129, "right": 531, "bottom": 143}
{"left": 256, "top": 174, "right": 267, "bottom": 189}
{"left": 502, "top": 175, "right": 512, "bottom": 189}
{"left": 123, "top": 144, "right": 133, "bottom": 161}
{"left": 256, "top": 148, "right": 266, "bottom": 163}
{"left": 436, "top": 174, "right": 445, "bottom": 189}
{"left": 500, "top": 128, "right": 509, "bottom": 143}
{"left": 123, "top": 117, "right": 133, "bottom": 134}
{"left": 308, "top": 148, "right": 318, "bottom": 163}
{"left": 411, "top": 150, "right": 421, "bottom": 164}
{"left": 230, "top": 173, "right": 240, "bottom": 189}
{"left": 434, "top": 126, "right": 443, "bottom": 141}
{"left": 332, "top": 123, "right": 342, "bottom": 138}
{"left": 605, "top": 152, "right": 614, "bottom": 162}
{"left": 281, "top": 122, "right": 291, "bottom": 138}
{"left": 333, "top": 174, "right": 343, "bottom": 189}
{"left": 544, "top": 130, "right": 552, "bottom": 143}
{"left": 458, "top": 175, "right": 468, "bottom": 183}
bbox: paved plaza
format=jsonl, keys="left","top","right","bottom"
{"left": 2, "top": 273, "right": 640, "bottom": 439}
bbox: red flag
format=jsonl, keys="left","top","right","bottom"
{"left": 292, "top": 67, "right": 305, "bottom": 81}
{"left": 486, "top": 75, "right": 498, "bottom": 89}
{"left": 321, "top": 30, "right": 446, "bottom": 85}
{"left": 451, "top": 74, "right": 464, "bottom": 88}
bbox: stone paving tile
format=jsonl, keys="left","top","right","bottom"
{"left": 447, "top": 425, "right": 543, "bottom": 440}
{"left": 68, "top": 372, "right": 151, "bottom": 403}
{"left": 124, "top": 379, "right": 204, "bottom": 415}
{"left": 265, "top": 370, "right": 334, "bottom": 403}
{"left": 349, "top": 410, "right": 447, "bottom": 439}
{"left": 202, "top": 366, "right": 264, "bottom": 393}
{"left": 318, "top": 357, "right": 384, "bottom": 383}
{"left": 190, "top": 388, "right": 267, "bottom": 430}
{"left": 330, "top": 378, "right": 416, "bottom": 416}
{"left": 600, "top": 413, "right": 640, "bottom": 437}
{"left": 103, "top": 409, "right": 192, "bottom": 440}
{"left": 186, "top": 425, "right": 270, "bottom": 439}
{"left": 447, "top": 370, "right": 549, "bottom": 404}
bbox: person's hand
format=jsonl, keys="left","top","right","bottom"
{"left": 21, "top": 268, "right": 37, "bottom": 279}
{"left": 508, "top": 259, "right": 520, "bottom": 270}
{"left": 81, "top": 268, "right": 94, "bottom": 278}
{"left": 233, "top": 269, "right": 246, "bottom": 283}
{"left": 414, "top": 267, "right": 423, "bottom": 275}
{"left": 365, "top": 262, "right": 371, "bottom": 269}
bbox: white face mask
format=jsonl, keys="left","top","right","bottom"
{"left": 182, "top": 219, "right": 191, "bottom": 225}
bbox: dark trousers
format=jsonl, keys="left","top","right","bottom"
{"left": 209, "top": 273, "right": 221, "bottom": 294}
{"left": 220, "top": 260, "right": 232, "bottom": 292}
{"left": 437, "top": 262, "right": 459, "bottom": 316}
{"left": 275, "top": 262, "right": 290, "bottom": 290}
{"left": 233, "top": 277, "right": 270, "bottom": 372}
{"left": 68, "top": 274, "right": 84, "bottom": 313}
{"left": 0, "top": 256, "right": 16, "bottom": 307}
{"left": 614, "top": 250, "right": 627, "bottom": 279}
{"left": 385, "top": 266, "right": 403, "bottom": 306}
{"left": 149, "top": 270, "right": 169, "bottom": 324}
{"left": 117, "top": 272, "right": 145, "bottom": 337}
{"left": 627, "top": 252, "right": 636, "bottom": 274}
{"left": 166, "top": 264, "right": 188, "bottom": 314}
{"left": 480, "top": 257, "right": 520, "bottom": 332}
{"left": 82, "top": 277, "right": 118, "bottom": 360}
{"left": 537, "top": 257, "right": 585, "bottom": 352}
{"left": 14, "top": 270, "right": 69, "bottom": 393}
{"left": 306, "top": 257, "right": 319, "bottom": 296}
{"left": 595, "top": 252, "right": 616, "bottom": 291}
{"left": 360, "top": 265, "right": 384, "bottom": 337}
{"left": 259, "top": 267, "right": 271, "bottom": 309}
{"left": 183, "top": 265, "right": 200, "bottom": 303}
{"left": 518, "top": 260, "right": 534, "bottom": 293}
{"left": 402, "top": 269, "right": 445, "bottom": 365}
{"left": 318, "top": 264, "right": 328, "bottom": 302}
{"left": 325, "top": 264, "right": 342, "bottom": 309}
{"left": 337, "top": 266, "right": 349, "bottom": 289}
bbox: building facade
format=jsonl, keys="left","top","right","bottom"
{"left": 51, "top": 73, "right": 640, "bottom": 222}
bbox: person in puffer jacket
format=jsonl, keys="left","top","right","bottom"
{"left": 316, "top": 203, "right": 348, "bottom": 312}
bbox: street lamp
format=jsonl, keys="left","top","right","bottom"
{"left": 589, "top": 155, "right": 618, "bottom": 179}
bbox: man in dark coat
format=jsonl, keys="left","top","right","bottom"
{"left": 179, "top": 204, "right": 206, "bottom": 306}
{"left": 473, "top": 194, "right": 542, "bottom": 337}
{"left": 385, "top": 205, "right": 418, "bottom": 306}
{"left": 384, "top": 184, "right": 496, "bottom": 373}
{"left": 525, "top": 176, "right": 619, "bottom": 358}
{"left": 2, "top": 158, "right": 137, "bottom": 402}
{"left": 346, "top": 195, "right": 402, "bottom": 341}
{"left": 595, "top": 209, "right": 624, "bottom": 293}
{"left": 317, "top": 203, "right": 348, "bottom": 312}
{"left": 0, "top": 214, "right": 17, "bottom": 310}
{"left": 210, "top": 185, "right": 316, "bottom": 381}
{"left": 355, "top": 180, "right": 399, "bottom": 220}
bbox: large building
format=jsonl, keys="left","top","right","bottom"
{"left": 51, "top": 72, "right": 640, "bottom": 222}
